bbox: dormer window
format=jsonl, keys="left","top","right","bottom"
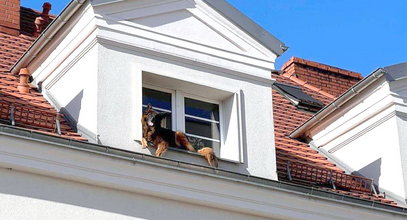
{"left": 142, "top": 87, "right": 221, "bottom": 154}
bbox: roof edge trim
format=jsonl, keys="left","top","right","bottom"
{"left": 290, "top": 68, "right": 386, "bottom": 139}
{"left": 11, "top": 0, "right": 88, "bottom": 74}
{"left": 203, "top": 0, "right": 287, "bottom": 56}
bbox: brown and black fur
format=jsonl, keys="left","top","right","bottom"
{"left": 141, "top": 105, "right": 156, "bottom": 149}
{"left": 142, "top": 104, "right": 218, "bottom": 167}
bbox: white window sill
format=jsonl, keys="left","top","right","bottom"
{"left": 134, "top": 139, "right": 242, "bottom": 165}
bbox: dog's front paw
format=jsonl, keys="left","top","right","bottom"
{"left": 141, "top": 138, "right": 148, "bottom": 149}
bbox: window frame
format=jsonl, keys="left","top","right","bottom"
{"left": 142, "top": 85, "right": 224, "bottom": 154}
{"left": 178, "top": 91, "right": 223, "bottom": 155}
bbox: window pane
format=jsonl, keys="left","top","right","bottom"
{"left": 187, "top": 135, "right": 220, "bottom": 151}
{"left": 142, "top": 88, "right": 172, "bottom": 129}
{"left": 143, "top": 88, "right": 172, "bottom": 111}
{"left": 185, "top": 98, "right": 219, "bottom": 121}
{"left": 185, "top": 117, "right": 220, "bottom": 140}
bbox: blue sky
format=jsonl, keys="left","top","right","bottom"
{"left": 22, "top": 0, "right": 407, "bottom": 76}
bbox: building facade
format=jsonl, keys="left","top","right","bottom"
{"left": 0, "top": 0, "right": 406, "bottom": 219}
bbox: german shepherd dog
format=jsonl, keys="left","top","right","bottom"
{"left": 141, "top": 104, "right": 218, "bottom": 167}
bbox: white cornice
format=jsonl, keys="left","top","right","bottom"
{"left": 93, "top": 14, "right": 275, "bottom": 67}
{"left": 92, "top": 0, "right": 286, "bottom": 56}
{"left": 96, "top": 35, "right": 275, "bottom": 86}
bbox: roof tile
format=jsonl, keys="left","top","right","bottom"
{"left": 0, "top": 7, "right": 84, "bottom": 141}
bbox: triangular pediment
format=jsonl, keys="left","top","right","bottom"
{"left": 128, "top": 10, "right": 243, "bottom": 52}
{"left": 100, "top": 0, "right": 279, "bottom": 58}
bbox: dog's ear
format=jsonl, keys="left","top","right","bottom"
{"left": 146, "top": 104, "right": 152, "bottom": 111}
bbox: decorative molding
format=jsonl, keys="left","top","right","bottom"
{"left": 93, "top": 0, "right": 284, "bottom": 56}
{"left": 45, "top": 37, "right": 98, "bottom": 90}
{"left": 328, "top": 111, "right": 396, "bottom": 153}
{"left": 32, "top": 7, "right": 98, "bottom": 87}
{"left": 96, "top": 35, "right": 275, "bottom": 86}
{"left": 315, "top": 91, "right": 394, "bottom": 148}
{"left": 94, "top": 14, "right": 275, "bottom": 66}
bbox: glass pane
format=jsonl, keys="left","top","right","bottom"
{"left": 143, "top": 88, "right": 172, "bottom": 111}
{"left": 142, "top": 88, "right": 172, "bottom": 129}
{"left": 185, "top": 98, "right": 219, "bottom": 121}
{"left": 187, "top": 135, "right": 220, "bottom": 151}
{"left": 185, "top": 117, "right": 220, "bottom": 140}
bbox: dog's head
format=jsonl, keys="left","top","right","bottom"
{"left": 142, "top": 104, "right": 158, "bottom": 127}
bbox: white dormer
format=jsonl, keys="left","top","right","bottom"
{"left": 291, "top": 63, "right": 407, "bottom": 206}
{"left": 14, "top": 0, "right": 286, "bottom": 180}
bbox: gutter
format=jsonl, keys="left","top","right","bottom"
{"left": 290, "top": 68, "right": 387, "bottom": 139}
{"left": 11, "top": 0, "right": 87, "bottom": 74}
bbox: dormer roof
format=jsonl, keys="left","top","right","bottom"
{"left": 12, "top": 0, "right": 286, "bottom": 74}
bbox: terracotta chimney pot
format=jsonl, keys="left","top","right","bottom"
{"left": 34, "top": 2, "right": 52, "bottom": 37}
{"left": 42, "top": 2, "right": 52, "bottom": 15}
{"left": 17, "top": 68, "right": 31, "bottom": 93}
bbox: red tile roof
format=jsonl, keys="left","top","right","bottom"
{"left": 273, "top": 59, "right": 397, "bottom": 206}
{"left": 0, "top": 7, "right": 85, "bottom": 141}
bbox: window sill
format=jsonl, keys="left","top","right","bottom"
{"left": 134, "top": 139, "right": 242, "bottom": 165}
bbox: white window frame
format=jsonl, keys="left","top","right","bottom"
{"left": 142, "top": 85, "right": 224, "bottom": 154}
{"left": 177, "top": 91, "right": 223, "bottom": 155}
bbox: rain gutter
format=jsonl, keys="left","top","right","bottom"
{"left": 10, "top": 0, "right": 87, "bottom": 74}
{"left": 290, "top": 68, "right": 387, "bottom": 139}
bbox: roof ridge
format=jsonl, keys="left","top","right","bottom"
{"left": 285, "top": 57, "right": 363, "bottom": 79}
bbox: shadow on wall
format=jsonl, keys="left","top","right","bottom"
{"left": 353, "top": 158, "right": 382, "bottom": 191}
{"left": 60, "top": 90, "right": 84, "bottom": 132}
{"left": 0, "top": 169, "right": 260, "bottom": 220}
{"left": 239, "top": 90, "right": 249, "bottom": 172}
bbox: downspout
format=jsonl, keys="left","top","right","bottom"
{"left": 290, "top": 68, "right": 386, "bottom": 139}
{"left": 11, "top": 0, "right": 87, "bottom": 74}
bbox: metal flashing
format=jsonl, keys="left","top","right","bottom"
{"left": 383, "top": 62, "right": 407, "bottom": 81}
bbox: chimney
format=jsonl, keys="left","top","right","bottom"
{"left": 281, "top": 57, "right": 363, "bottom": 97}
{"left": 34, "top": 2, "right": 51, "bottom": 37}
{"left": 0, "top": 0, "right": 20, "bottom": 36}
{"left": 17, "top": 68, "right": 31, "bottom": 93}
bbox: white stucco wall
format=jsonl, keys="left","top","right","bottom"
{"left": 26, "top": 0, "right": 278, "bottom": 180}
{"left": 0, "top": 169, "right": 270, "bottom": 220}
{"left": 46, "top": 44, "right": 98, "bottom": 141}
{"left": 96, "top": 42, "right": 276, "bottom": 179}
